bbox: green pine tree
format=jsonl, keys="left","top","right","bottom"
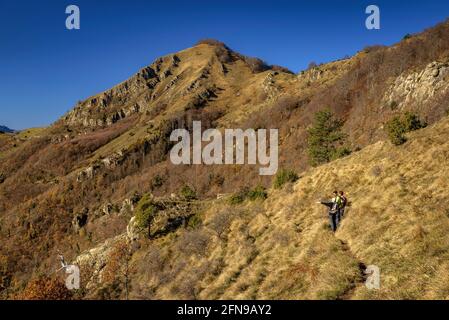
{"left": 307, "top": 109, "right": 350, "bottom": 166}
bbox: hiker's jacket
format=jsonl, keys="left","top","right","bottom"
{"left": 332, "top": 196, "right": 343, "bottom": 209}
{"left": 320, "top": 201, "right": 339, "bottom": 215}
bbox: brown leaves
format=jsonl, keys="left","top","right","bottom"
{"left": 16, "top": 276, "right": 72, "bottom": 300}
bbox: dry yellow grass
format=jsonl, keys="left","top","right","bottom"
{"left": 114, "top": 115, "right": 449, "bottom": 300}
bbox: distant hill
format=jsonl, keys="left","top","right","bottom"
{"left": 0, "top": 125, "right": 15, "bottom": 133}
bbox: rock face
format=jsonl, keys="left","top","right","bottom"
{"left": 63, "top": 54, "right": 183, "bottom": 129}
{"left": 74, "top": 234, "right": 126, "bottom": 290}
{"left": 76, "top": 165, "right": 99, "bottom": 182}
{"left": 262, "top": 72, "right": 280, "bottom": 100}
{"left": 126, "top": 216, "right": 140, "bottom": 241}
{"left": 383, "top": 60, "right": 449, "bottom": 110}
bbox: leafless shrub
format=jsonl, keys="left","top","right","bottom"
{"left": 271, "top": 65, "right": 294, "bottom": 74}
{"left": 176, "top": 229, "right": 210, "bottom": 256}
{"left": 208, "top": 209, "right": 234, "bottom": 239}
{"left": 363, "top": 45, "right": 386, "bottom": 54}
{"left": 272, "top": 229, "right": 292, "bottom": 246}
{"left": 196, "top": 39, "right": 227, "bottom": 47}
{"left": 308, "top": 61, "right": 318, "bottom": 69}
{"left": 169, "top": 274, "right": 199, "bottom": 299}
{"left": 244, "top": 94, "right": 302, "bottom": 129}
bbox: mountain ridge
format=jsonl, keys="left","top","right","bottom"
{"left": 0, "top": 125, "right": 15, "bottom": 133}
{"left": 1, "top": 18, "right": 449, "bottom": 299}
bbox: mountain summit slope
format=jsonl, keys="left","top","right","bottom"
{"left": 1, "top": 19, "right": 449, "bottom": 299}
{"left": 68, "top": 112, "right": 449, "bottom": 300}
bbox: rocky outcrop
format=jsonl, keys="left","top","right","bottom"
{"left": 76, "top": 150, "right": 126, "bottom": 182}
{"left": 73, "top": 234, "right": 127, "bottom": 290}
{"left": 300, "top": 67, "right": 325, "bottom": 82}
{"left": 120, "top": 193, "right": 141, "bottom": 215}
{"left": 76, "top": 164, "right": 100, "bottom": 182}
{"left": 101, "top": 150, "right": 125, "bottom": 169}
{"left": 262, "top": 71, "right": 280, "bottom": 100}
{"left": 126, "top": 216, "right": 140, "bottom": 241}
{"left": 64, "top": 53, "right": 184, "bottom": 129}
{"left": 383, "top": 60, "right": 449, "bottom": 110}
{"left": 50, "top": 134, "right": 71, "bottom": 144}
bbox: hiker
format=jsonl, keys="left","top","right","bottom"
{"left": 332, "top": 190, "right": 344, "bottom": 227}
{"left": 318, "top": 191, "right": 342, "bottom": 232}
{"left": 339, "top": 191, "right": 347, "bottom": 219}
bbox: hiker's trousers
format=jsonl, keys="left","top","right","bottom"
{"left": 329, "top": 213, "right": 338, "bottom": 232}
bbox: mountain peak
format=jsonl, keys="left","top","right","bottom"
{"left": 61, "top": 41, "right": 294, "bottom": 131}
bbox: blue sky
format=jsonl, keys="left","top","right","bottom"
{"left": 1, "top": 0, "right": 449, "bottom": 129}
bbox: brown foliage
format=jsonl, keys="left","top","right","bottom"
{"left": 176, "top": 229, "right": 210, "bottom": 257}
{"left": 17, "top": 276, "right": 72, "bottom": 300}
{"left": 102, "top": 241, "right": 134, "bottom": 299}
{"left": 196, "top": 39, "right": 228, "bottom": 48}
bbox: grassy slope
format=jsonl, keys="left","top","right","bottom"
{"left": 125, "top": 116, "right": 449, "bottom": 300}
{"left": 0, "top": 128, "right": 46, "bottom": 159}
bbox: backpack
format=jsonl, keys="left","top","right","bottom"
{"left": 333, "top": 196, "right": 343, "bottom": 209}
{"left": 341, "top": 196, "right": 347, "bottom": 207}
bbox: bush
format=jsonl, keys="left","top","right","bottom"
{"left": 330, "top": 147, "right": 352, "bottom": 160}
{"left": 208, "top": 210, "right": 233, "bottom": 239}
{"left": 150, "top": 175, "right": 164, "bottom": 190}
{"left": 308, "top": 61, "right": 318, "bottom": 70}
{"left": 229, "top": 189, "right": 248, "bottom": 205}
{"left": 389, "top": 100, "right": 398, "bottom": 110}
{"left": 247, "top": 185, "right": 268, "bottom": 201}
{"left": 307, "top": 109, "right": 350, "bottom": 166}
{"left": 273, "top": 169, "right": 299, "bottom": 189}
{"left": 228, "top": 185, "right": 267, "bottom": 204}
{"left": 187, "top": 214, "right": 202, "bottom": 229}
{"left": 18, "top": 276, "right": 73, "bottom": 300}
{"left": 403, "top": 112, "right": 427, "bottom": 131}
{"left": 271, "top": 65, "right": 294, "bottom": 74}
{"left": 385, "top": 112, "right": 427, "bottom": 145}
{"left": 208, "top": 173, "right": 224, "bottom": 187}
{"left": 403, "top": 33, "right": 412, "bottom": 40}
{"left": 363, "top": 45, "right": 386, "bottom": 54}
{"left": 242, "top": 56, "right": 270, "bottom": 73}
{"left": 176, "top": 230, "right": 210, "bottom": 256}
{"left": 180, "top": 185, "right": 197, "bottom": 201}
{"left": 196, "top": 39, "right": 227, "bottom": 47}
{"left": 385, "top": 116, "right": 406, "bottom": 145}
{"left": 134, "top": 194, "right": 158, "bottom": 229}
